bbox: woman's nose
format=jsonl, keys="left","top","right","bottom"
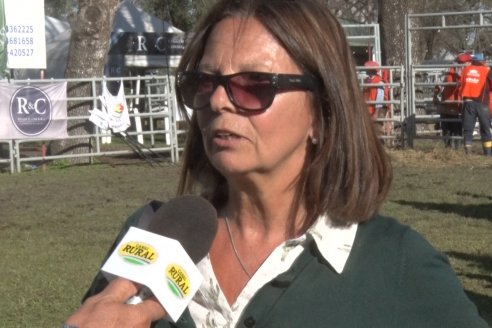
{"left": 209, "top": 84, "right": 236, "bottom": 113}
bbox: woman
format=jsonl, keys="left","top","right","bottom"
{"left": 64, "top": 0, "right": 487, "bottom": 327}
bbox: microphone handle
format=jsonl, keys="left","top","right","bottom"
{"left": 126, "top": 286, "right": 153, "bottom": 305}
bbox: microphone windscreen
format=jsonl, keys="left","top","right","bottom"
{"left": 147, "top": 195, "right": 218, "bottom": 263}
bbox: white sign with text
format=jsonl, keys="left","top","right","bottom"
{"left": 4, "top": 0, "right": 46, "bottom": 69}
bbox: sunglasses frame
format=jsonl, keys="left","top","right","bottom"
{"left": 177, "top": 71, "right": 318, "bottom": 112}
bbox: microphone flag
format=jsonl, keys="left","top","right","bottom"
{"left": 101, "top": 226, "right": 203, "bottom": 322}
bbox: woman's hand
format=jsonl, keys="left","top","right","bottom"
{"left": 63, "top": 278, "right": 166, "bottom": 328}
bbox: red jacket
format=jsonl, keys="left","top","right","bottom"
{"left": 363, "top": 74, "right": 384, "bottom": 116}
{"left": 434, "top": 66, "right": 462, "bottom": 115}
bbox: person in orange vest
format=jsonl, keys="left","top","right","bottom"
{"left": 434, "top": 53, "right": 472, "bottom": 148}
{"left": 363, "top": 60, "right": 386, "bottom": 120}
{"left": 459, "top": 53, "right": 492, "bottom": 155}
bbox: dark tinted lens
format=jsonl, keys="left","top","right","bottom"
{"left": 179, "top": 72, "right": 214, "bottom": 109}
{"left": 228, "top": 73, "right": 275, "bottom": 110}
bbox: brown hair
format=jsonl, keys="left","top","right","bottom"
{"left": 175, "top": 0, "right": 392, "bottom": 232}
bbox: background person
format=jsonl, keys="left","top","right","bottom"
{"left": 363, "top": 60, "right": 393, "bottom": 142}
{"left": 63, "top": 0, "right": 488, "bottom": 327}
{"left": 363, "top": 60, "right": 386, "bottom": 120}
{"left": 434, "top": 52, "right": 472, "bottom": 148}
{"left": 459, "top": 52, "right": 492, "bottom": 155}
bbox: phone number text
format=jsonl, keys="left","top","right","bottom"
{"left": 9, "top": 48, "right": 34, "bottom": 56}
{"left": 7, "top": 37, "right": 34, "bottom": 45}
{"left": 6, "top": 25, "right": 34, "bottom": 34}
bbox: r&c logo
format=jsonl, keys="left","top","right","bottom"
{"left": 9, "top": 86, "right": 52, "bottom": 136}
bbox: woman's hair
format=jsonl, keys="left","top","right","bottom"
{"left": 175, "top": 0, "right": 392, "bottom": 232}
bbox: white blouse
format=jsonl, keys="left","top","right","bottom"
{"left": 187, "top": 215, "right": 358, "bottom": 328}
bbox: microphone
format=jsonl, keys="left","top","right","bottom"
{"left": 144, "top": 195, "right": 218, "bottom": 263}
{"left": 101, "top": 195, "right": 218, "bottom": 322}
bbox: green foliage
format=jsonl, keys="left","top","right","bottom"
{"left": 136, "top": 0, "right": 219, "bottom": 32}
{"left": 44, "top": 0, "right": 78, "bottom": 20}
{"left": 50, "top": 158, "right": 72, "bottom": 169}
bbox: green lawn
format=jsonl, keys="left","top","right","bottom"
{"left": 0, "top": 146, "right": 490, "bottom": 327}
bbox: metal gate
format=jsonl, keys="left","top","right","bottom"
{"left": 356, "top": 65, "right": 406, "bottom": 147}
{"left": 0, "top": 75, "right": 185, "bottom": 173}
{"left": 405, "top": 10, "right": 492, "bottom": 147}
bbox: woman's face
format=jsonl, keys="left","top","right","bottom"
{"left": 196, "top": 17, "right": 315, "bottom": 183}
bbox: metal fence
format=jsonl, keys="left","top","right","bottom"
{"left": 411, "top": 64, "right": 458, "bottom": 141}
{"left": 404, "top": 10, "right": 492, "bottom": 147}
{"left": 0, "top": 74, "right": 185, "bottom": 173}
{"left": 0, "top": 62, "right": 482, "bottom": 174}
{"left": 356, "top": 65, "right": 406, "bottom": 147}
{"left": 3, "top": 10, "right": 491, "bottom": 173}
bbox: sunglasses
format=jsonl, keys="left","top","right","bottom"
{"left": 177, "top": 71, "right": 318, "bottom": 112}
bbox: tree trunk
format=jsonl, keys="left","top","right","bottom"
{"left": 378, "top": 0, "right": 426, "bottom": 66}
{"left": 378, "top": 0, "right": 405, "bottom": 66}
{"left": 51, "top": 0, "right": 120, "bottom": 164}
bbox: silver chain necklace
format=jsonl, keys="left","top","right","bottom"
{"left": 224, "top": 216, "right": 253, "bottom": 278}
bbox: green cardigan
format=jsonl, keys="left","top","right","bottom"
{"left": 84, "top": 204, "right": 488, "bottom": 328}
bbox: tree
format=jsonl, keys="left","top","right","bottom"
{"left": 398, "top": 0, "right": 492, "bottom": 64}
{"left": 378, "top": 0, "right": 427, "bottom": 65}
{"left": 45, "top": 0, "right": 77, "bottom": 20}
{"left": 47, "top": 0, "right": 492, "bottom": 163}
{"left": 326, "top": 0, "right": 376, "bottom": 24}
{"left": 134, "top": 0, "right": 218, "bottom": 32}
{"left": 51, "top": 0, "right": 120, "bottom": 163}
{"left": 325, "top": 0, "right": 492, "bottom": 65}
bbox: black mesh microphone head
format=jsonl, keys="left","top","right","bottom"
{"left": 147, "top": 195, "right": 218, "bottom": 264}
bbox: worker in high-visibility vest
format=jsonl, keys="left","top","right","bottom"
{"left": 458, "top": 53, "right": 492, "bottom": 156}
{"left": 363, "top": 61, "right": 387, "bottom": 120}
{"left": 434, "top": 53, "right": 472, "bottom": 149}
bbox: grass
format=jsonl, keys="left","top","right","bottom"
{"left": 0, "top": 143, "right": 491, "bottom": 327}
{"left": 384, "top": 147, "right": 492, "bottom": 324}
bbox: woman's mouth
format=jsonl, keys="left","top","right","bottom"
{"left": 215, "top": 131, "right": 238, "bottom": 140}
{"left": 210, "top": 130, "right": 243, "bottom": 147}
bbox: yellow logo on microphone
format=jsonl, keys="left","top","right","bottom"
{"left": 166, "top": 264, "right": 190, "bottom": 298}
{"left": 119, "top": 241, "right": 158, "bottom": 265}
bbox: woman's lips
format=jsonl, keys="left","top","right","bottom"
{"left": 215, "top": 131, "right": 239, "bottom": 139}
{"left": 210, "top": 129, "right": 243, "bottom": 146}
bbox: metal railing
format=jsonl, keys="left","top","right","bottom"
{"left": 0, "top": 74, "right": 185, "bottom": 173}
{"left": 356, "top": 65, "right": 406, "bottom": 147}
{"left": 405, "top": 10, "right": 492, "bottom": 147}
{"left": 0, "top": 61, "right": 484, "bottom": 174}
{"left": 409, "top": 63, "right": 485, "bottom": 147}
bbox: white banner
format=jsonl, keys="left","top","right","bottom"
{"left": 101, "top": 80, "right": 131, "bottom": 133}
{"left": 4, "top": 0, "right": 46, "bottom": 69}
{"left": 90, "top": 80, "right": 131, "bottom": 144}
{"left": 0, "top": 82, "right": 68, "bottom": 139}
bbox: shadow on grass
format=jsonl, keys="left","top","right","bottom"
{"left": 445, "top": 251, "right": 492, "bottom": 325}
{"left": 463, "top": 289, "right": 492, "bottom": 324}
{"left": 394, "top": 199, "right": 492, "bottom": 323}
{"left": 457, "top": 191, "right": 492, "bottom": 201}
{"left": 446, "top": 251, "right": 492, "bottom": 288}
{"left": 393, "top": 200, "right": 492, "bottom": 222}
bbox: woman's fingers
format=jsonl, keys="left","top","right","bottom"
{"left": 64, "top": 278, "right": 166, "bottom": 328}
{"left": 134, "top": 296, "right": 168, "bottom": 323}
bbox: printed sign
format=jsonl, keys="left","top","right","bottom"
{"left": 109, "top": 32, "right": 185, "bottom": 56}
{"left": 0, "top": 82, "right": 67, "bottom": 139}
{"left": 4, "top": 0, "right": 46, "bottom": 69}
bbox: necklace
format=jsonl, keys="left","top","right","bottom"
{"left": 224, "top": 216, "right": 253, "bottom": 278}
